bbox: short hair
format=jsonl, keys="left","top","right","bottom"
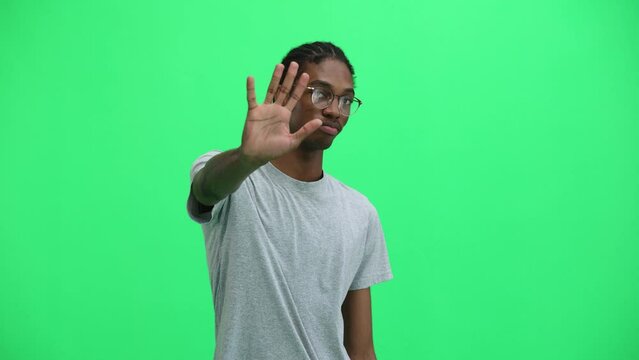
{"left": 280, "top": 41, "right": 355, "bottom": 86}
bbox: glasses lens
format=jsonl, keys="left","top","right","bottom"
{"left": 311, "top": 88, "right": 332, "bottom": 108}
{"left": 339, "top": 97, "right": 361, "bottom": 116}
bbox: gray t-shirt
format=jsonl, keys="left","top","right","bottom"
{"left": 186, "top": 150, "right": 393, "bottom": 360}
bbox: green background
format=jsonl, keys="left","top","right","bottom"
{"left": 2, "top": 0, "right": 638, "bottom": 359}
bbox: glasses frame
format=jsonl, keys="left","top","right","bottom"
{"left": 305, "top": 86, "right": 362, "bottom": 116}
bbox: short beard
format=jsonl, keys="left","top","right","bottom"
{"left": 299, "top": 136, "right": 333, "bottom": 152}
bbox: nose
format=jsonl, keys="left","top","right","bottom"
{"left": 322, "top": 98, "right": 340, "bottom": 119}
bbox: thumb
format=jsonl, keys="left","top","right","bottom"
{"left": 291, "top": 119, "right": 322, "bottom": 146}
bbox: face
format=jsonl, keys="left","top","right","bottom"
{"left": 289, "top": 59, "right": 355, "bottom": 152}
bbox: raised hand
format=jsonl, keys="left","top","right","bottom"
{"left": 240, "top": 62, "right": 322, "bottom": 166}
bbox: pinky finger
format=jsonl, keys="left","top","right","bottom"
{"left": 246, "top": 76, "right": 258, "bottom": 110}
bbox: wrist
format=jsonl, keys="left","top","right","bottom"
{"left": 237, "top": 147, "right": 267, "bottom": 170}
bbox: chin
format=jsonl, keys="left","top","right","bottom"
{"left": 300, "top": 138, "right": 334, "bottom": 152}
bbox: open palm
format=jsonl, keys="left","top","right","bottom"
{"left": 240, "top": 62, "right": 322, "bottom": 166}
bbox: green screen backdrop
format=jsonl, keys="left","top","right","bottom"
{"left": 1, "top": 0, "right": 638, "bottom": 359}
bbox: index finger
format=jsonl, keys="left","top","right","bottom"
{"left": 263, "top": 64, "right": 284, "bottom": 104}
{"left": 285, "top": 72, "right": 309, "bottom": 111}
{"left": 275, "top": 61, "right": 298, "bottom": 105}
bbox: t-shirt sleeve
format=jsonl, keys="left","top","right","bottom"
{"left": 186, "top": 149, "right": 223, "bottom": 224}
{"left": 349, "top": 207, "right": 394, "bottom": 290}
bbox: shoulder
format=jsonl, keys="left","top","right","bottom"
{"left": 192, "top": 149, "right": 223, "bottom": 161}
{"left": 327, "top": 175, "right": 378, "bottom": 218}
{"left": 189, "top": 149, "right": 224, "bottom": 182}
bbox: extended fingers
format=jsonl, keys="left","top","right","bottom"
{"left": 264, "top": 64, "right": 284, "bottom": 104}
{"left": 285, "top": 72, "right": 309, "bottom": 111}
{"left": 246, "top": 76, "right": 257, "bottom": 110}
{"left": 275, "top": 61, "right": 299, "bottom": 105}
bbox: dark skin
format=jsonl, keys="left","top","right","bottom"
{"left": 240, "top": 59, "right": 376, "bottom": 359}
{"left": 341, "top": 287, "right": 377, "bottom": 360}
{"left": 270, "top": 59, "right": 353, "bottom": 182}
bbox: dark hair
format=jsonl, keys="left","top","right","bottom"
{"left": 280, "top": 41, "right": 355, "bottom": 86}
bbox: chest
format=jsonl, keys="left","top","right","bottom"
{"left": 227, "top": 183, "right": 368, "bottom": 287}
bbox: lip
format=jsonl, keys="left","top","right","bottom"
{"left": 319, "top": 125, "right": 338, "bottom": 135}
{"left": 321, "top": 121, "right": 341, "bottom": 131}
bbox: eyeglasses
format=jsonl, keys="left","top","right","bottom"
{"left": 306, "top": 86, "right": 362, "bottom": 116}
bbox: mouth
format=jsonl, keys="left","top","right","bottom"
{"left": 321, "top": 121, "right": 341, "bottom": 131}
{"left": 319, "top": 121, "right": 340, "bottom": 136}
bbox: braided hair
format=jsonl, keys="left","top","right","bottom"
{"left": 280, "top": 41, "right": 355, "bottom": 86}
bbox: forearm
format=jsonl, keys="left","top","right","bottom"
{"left": 342, "top": 288, "right": 377, "bottom": 360}
{"left": 192, "top": 147, "right": 262, "bottom": 206}
{"left": 346, "top": 350, "right": 377, "bottom": 360}
{"left": 344, "top": 338, "right": 377, "bottom": 360}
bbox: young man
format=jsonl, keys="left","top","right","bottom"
{"left": 186, "top": 42, "right": 393, "bottom": 360}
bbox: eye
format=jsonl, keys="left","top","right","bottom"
{"left": 311, "top": 88, "right": 332, "bottom": 106}
{"left": 341, "top": 97, "right": 353, "bottom": 105}
{"left": 314, "top": 88, "right": 331, "bottom": 101}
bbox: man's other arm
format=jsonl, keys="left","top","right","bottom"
{"left": 342, "top": 287, "right": 377, "bottom": 360}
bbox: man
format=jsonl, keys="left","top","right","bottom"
{"left": 186, "top": 42, "right": 393, "bottom": 359}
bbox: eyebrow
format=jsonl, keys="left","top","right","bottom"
{"left": 309, "top": 80, "right": 355, "bottom": 95}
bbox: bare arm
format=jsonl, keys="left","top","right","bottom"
{"left": 342, "top": 288, "right": 377, "bottom": 360}
{"left": 191, "top": 61, "right": 323, "bottom": 207}
{"left": 191, "top": 148, "right": 261, "bottom": 206}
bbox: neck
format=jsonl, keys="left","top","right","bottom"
{"left": 270, "top": 148, "right": 324, "bottom": 182}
